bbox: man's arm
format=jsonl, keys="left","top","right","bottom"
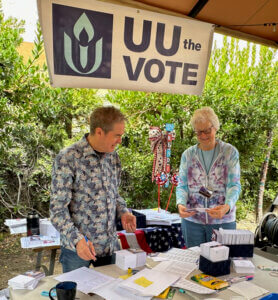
{"left": 50, "top": 153, "right": 84, "bottom": 249}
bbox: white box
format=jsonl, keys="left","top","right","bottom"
{"left": 200, "top": 241, "right": 220, "bottom": 259}
{"left": 115, "top": 249, "right": 146, "bottom": 270}
{"left": 200, "top": 241, "right": 229, "bottom": 262}
{"left": 209, "top": 245, "right": 229, "bottom": 262}
{"left": 129, "top": 249, "right": 147, "bottom": 267}
{"left": 232, "top": 259, "right": 255, "bottom": 273}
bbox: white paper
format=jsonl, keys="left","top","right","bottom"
{"left": 39, "top": 220, "right": 60, "bottom": 238}
{"left": 20, "top": 236, "right": 60, "bottom": 249}
{"left": 158, "top": 247, "right": 199, "bottom": 264}
{"left": 8, "top": 275, "right": 36, "bottom": 289}
{"left": 119, "top": 268, "right": 179, "bottom": 297}
{"left": 93, "top": 278, "right": 152, "bottom": 300}
{"left": 217, "top": 229, "right": 254, "bottom": 245}
{"left": 228, "top": 281, "right": 269, "bottom": 299}
{"left": 186, "top": 208, "right": 207, "bottom": 213}
{"left": 172, "top": 278, "right": 216, "bottom": 294}
{"left": 55, "top": 267, "right": 115, "bottom": 294}
{"left": 152, "top": 260, "right": 197, "bottom": 278}
{"left": 5, "top": 219, "right": 27, "bottom": 234}
{"left": 133, "top": 209, "right": 180, "bottom": 226}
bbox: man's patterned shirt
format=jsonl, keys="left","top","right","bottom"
{"left": 50, "top": 134, "right": 128, "bottom": 256}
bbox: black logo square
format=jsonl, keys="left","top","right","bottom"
{"left": 52, "top": 4, "right": 113, "bottom": 78}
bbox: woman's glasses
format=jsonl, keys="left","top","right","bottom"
{"left": 194, "top": 125, "right": 214, "bottom": 136}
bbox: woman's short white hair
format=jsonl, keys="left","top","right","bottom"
{"left": 190, "top": 107, "right": 220, "bottom": 131}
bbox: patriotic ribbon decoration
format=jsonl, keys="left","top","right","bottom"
{"left": 149, "top": 124, "right": 177, "bottom": 211}
{"left": 149, "top": 126, "right": 167, "bottom": 182}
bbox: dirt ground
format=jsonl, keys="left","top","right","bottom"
{"left": 0, "top": 213, "right": 257, "bottom": 291}
{"left": 0, "top": 234, "right": 63, "bottom": 290}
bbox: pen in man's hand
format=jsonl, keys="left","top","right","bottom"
{"left": 84, "top": 235, "right": 96, "bottom": 260}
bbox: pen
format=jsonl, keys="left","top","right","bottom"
{"left": 228, "top": 275, "right": 254, "bottom": 284}
{"left": 84, "top": 236, "right": 96, "bottom": 259}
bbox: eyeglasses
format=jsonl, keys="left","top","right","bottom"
{"left": 194, "top": 125, "right": 214, "bottom": 136}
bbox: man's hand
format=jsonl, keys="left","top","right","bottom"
{"left": 76, "top": 237, "right": 96, "bottom": 261}
{"left": 207, "top": 204, "right": 230, "bottom": 219}
{"left": 121, "top": 212, "right": 136, "bottom": 233}
{"left": 178, "top": 204, "right": 197, "bottom": 218}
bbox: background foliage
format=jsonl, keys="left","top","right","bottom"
{"left": 0, "top": 8, "right": 277, "bottom": 229}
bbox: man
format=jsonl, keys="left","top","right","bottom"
{"left": 50, "top": 106, "right": 136, "bottom": 272}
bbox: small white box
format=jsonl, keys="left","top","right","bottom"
{"left": 115, "top": 249, "right": 146, "bottom": 270}
{"left": 200, "top": 241, "right": 229, "bottom": 262}
{"left": 232, "top": 259, "right": 255, "bottom": 273}
{"left": 129, "top": 249, "right": 147, "bottom": 267}
{"left": 200, "top": 241, "right": 220, "bottom": 259}
{"left": 209, "top": 245, "right": 229, "bottom": 262}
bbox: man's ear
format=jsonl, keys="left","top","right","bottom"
{"left": 95, "top": 127, "right": 104, "bottom": 137}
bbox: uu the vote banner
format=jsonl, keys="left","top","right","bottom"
{"left": 37, "top": 0, "right": 214, "bottom": 95}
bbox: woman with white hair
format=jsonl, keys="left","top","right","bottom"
{"left": 176, "top": 107, "right": 241, "bottom": 247}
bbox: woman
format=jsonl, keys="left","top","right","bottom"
{"left": 176, "top": 107, "right": 241, "bottom": 247}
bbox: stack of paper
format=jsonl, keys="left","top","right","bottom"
{"left": 133, "top": 209, "right": 180, "bottom": 226}
{"left": 22, "top": 270, "right": 45, "bottom": 281}
{"left": 8, "top": 275, "right": 34, "bottom": 290}
{"left": 232, "top": 259, "right": 255, "bottom": 273}
{"left": 158, "top": 247, "right": 200, "bottom": 264}
{"left": 118, "top": 268, "right": 180, "bottom": 297}
{"left": 8, "top": 270, "right": 45, "bottom": 290}
{"left": 20, "top": 236, "right": 60, "bottom": 249}
{"left": 4, "top": 219, "right": 27, "bottom": 234}
{"left": 214, "top": 229, "right": 254, "bottom": 245}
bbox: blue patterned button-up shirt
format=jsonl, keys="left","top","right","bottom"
{"left": 50, "top": 134, "right": 128, "bottom": 256}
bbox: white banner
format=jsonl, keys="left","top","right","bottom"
{"left": 37, "top": 0, "right": 214, "bottom": 95}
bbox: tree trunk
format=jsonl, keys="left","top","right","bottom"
{"left": 256, "top": 129, "right": 273, "bottom": 223}
{"left": 65, "top": 113, "right": 73, "bottom": 139}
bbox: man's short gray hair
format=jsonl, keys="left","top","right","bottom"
{"left": 190, "top": 107, "right": 220, "bottom": 131}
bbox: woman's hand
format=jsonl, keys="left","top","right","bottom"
{"left": 206, "top": 204, "right": 230, "bottom": 219}
{"left": 178, "top": 204, "right": 197, "bottom": 218}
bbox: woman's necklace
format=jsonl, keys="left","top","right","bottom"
{"left": 200, "top": 145, "right": 216, "bottom": 175}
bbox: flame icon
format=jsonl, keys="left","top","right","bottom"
{"left": 64, "top": 13, "right": 103, "bottom": 74}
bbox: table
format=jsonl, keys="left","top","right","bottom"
{"left": 10, "top": 251, "right": 278, "bottom": 300}
{"left": 33, "top": 245, "right": 60, "bottom": 276}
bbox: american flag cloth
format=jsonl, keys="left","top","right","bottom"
{"left": 117, "top": 224, "right": 185, "bottom": 253}
{"left": 117, "top": 230, "right": 153, "bottom": 253}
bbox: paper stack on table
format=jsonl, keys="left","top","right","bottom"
{"left": 20, "top": 235, "right": 60, "bottom": 249}
{"left": 133, "top": 209, "right": 180, "bottom": 226}
{"left": 118, "top": 268, "right": 180, "bottom": 297}
{"left": 4, "top": 219, "right": 27, "bottom": 234}
{"left": 8, "top": 271, "right": 45, "bottom": 290}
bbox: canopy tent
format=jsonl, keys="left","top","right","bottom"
{"left": 112, "top": 0, "right": 278, "bottom": 49}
